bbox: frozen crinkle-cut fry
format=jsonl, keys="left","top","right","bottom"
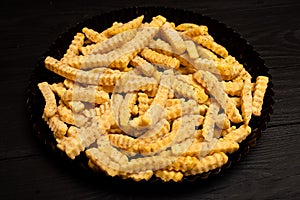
{"left": 123, "top": 170, "right": 153, "bottom": 181}
{"left": 241, "top": 77, "right": 253, "bottom": 125}
{"left": 223, "top": 81, "right": 244, "bottom": 96}
{"left": 106, "top": 15, "right": 144, "bottom": 36}
{"left": 50, "top": 82, "right": 67, "bottom": 99}
{"left": 148, "top": 38, "right": 173, "bottom": 54}
{"left": 193, "top": 70, "right": 243, "bottom": 123}
{"left": 130, "top": 56, "right": 161, "bottom": 80}
{"left": 149, "top": 15, "right": 167, "bottom": 27}
{"left": 38, "top": 82, "right": 57, "bottom": 118}
{"left": 57, "top": 103, "right": 74, "bottom": 125}
{"left": 63, "top": 86, "right": 110, "bottom": 104}
{"left": 62, "top": 32, "right": 85, "bottom": 59}
{"left": 182, "top": 25, "right": 208, "bottom": 37}
{"left": 202, "top": 102, "right": 219, "bottom": 141}
{"left": 161, "top": 22, "right": 186, "bottom": 54}
{"left": 82, "top": 27, "right": 158, "bottom": 70}
{"left": 252, "top": 76, "right": 269, "bottom": 116}
{"left": 165, "top": 100, "right": 201, "bottom": 121}
{"left": 82, "top": 27, "right": 107, "bottom": 43}
{"left": 80, "top": 43, "right": 97, "bottom": 55}
{"left": 197, "top": 45, "right": 220, "bottom": 61}
{"left": 140, "top": 48, "right": 180, "bottom": 70}
{"left": 166, "top": 156, "right": 199, "bottom": 172}
{"left": 215, "top": 113, "right": 231, "bottom": 130}
{"left": 223, "top": 124, "right": 251, "bottom": 143}
{"left": 109, "top": 134, "right": 135, "bottom": 150}
{"left": 91, "top": 29, "right": 137, "bottom": 54}
{"left": 137, "top": 92, "right": 150, "bottom": 115}
{"left": 185, "top": 40, "right": 199, "bottom": 59}
{"left": 209, "top": 139, "right": 239, "bottom": 154}
{"left": 109, "top": 50, "right": 138, "bottom": 70}
{"left": 63, "top": 79, "right": 74, "bottom": 89}
{"left": 175, "top": 23, "right": 203, "bottom": 31}
{"left": 154, "top": 170, "right": 183, "bottom": 182}
{"left": 118, "top": 93, "right": 137, "bottom": 134}
{"left": 44, "top": 114, "right": 68, "bottom": 139}
{"left": 193, "top": 35, "right": 228, "bottom": 58}
{"left": 187, "top": 152, "right": 228, "bottom": 175}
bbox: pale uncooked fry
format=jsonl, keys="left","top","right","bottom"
{"left": 63, "top": 86, "right": 110, "bottom": 104}
{"left": 148, "top": 38, "right": 173, "bottom": 54}
{"left": 202, "top": 102, "right": 220, "bottom": 141}
{"left": 151, "top": 69, "right": 173, "bottom": 106}
{"left": 241, "top": 77, "right": 253, "bottom": 125}
{"left": 149, "top": 15, "right": 167, "bottom": 27}
{"left": 172, "top": 76, "right": 207, "bottom": 104}
{"left": 223, "top": 124, "right": 251, "bottom": 143}
{"left": 215, "top": 113, "right": 231, "bottom": 130}
{"left": 65, "top": 101, "right": 85, "bottom": 113}
{"left": 123, "top": 170, "right": 153, "bottom": 181}
{"left": 187, "top": 152, "right": 228, "bottom": 175}
{"left": 165, "top": 100, "right": 201, "bottom": 121}
{"left": 197, "top": 45, "right": 220, "bottom": 61}
{"left": 165, "top": 98, "right": 185, "bottom": 107}
{"left": 182, "top": 26, "right": 208, "bottom": 37}
{"left": 140, "top": 48, "right": 180, "bottom": 70}
{"left": 106, "top": 15, "right": 144, "bottom": 36}
{"left": 154, "top": 170, "right": 183, "bottom": 182}
{"left": 137, "top": 92, "right": 149, "bottom": 115}
{"left": 91, "top": 29, "right": 137, "bottom": 54}
{"left": 97, "top": 136, "right": 128, "bottom": 165}
{"left": 130, "top": 119, "right": 171, "bottom": 155}
{"left": 161, "top": 22, "right": 186, "bottom": 54}
{"left": 223, "top": 81, "right": 243, "bottom": 96}
{"left": 38, "top": 82, "right": 57, "bottom": 118}
{"left": 185, "top": 40, "right": 199, "bottom": 59}
{"left": 118, "top": 93, "right": 137, "bottom": 136}
{"left": 175, "top": 74, "right": 209, "bottom": 104}
{"left": 44, "top": 114, "right": 68, "bottom": 139}
{"left": 231, "top": 97, "right": 241, "bottom": 108}
{"left": 86, "top": 147, "right": 121, "bottom": 176}
{"left": 50, "top": 82, "right": 67, "bottom": 99}
{"left": 172, "top": 115, "right": 202, "bottom": 146}
{"left": 252, "top": 76, "right": 269, "bottom": 116}
{"left": 62, "top": 32, "right": 85, "bottom": 59}
{"left": 82, "top": 27, "right": 107, "bottom": 43}
{"left": 81, "top": 27, "right": 158, "bottom": 69}
{"left": 120, "top": 154, "right": 175, "bottom": 173}
{"left": 130, "top": 56, "right": 162, "bottom": 81}
{"left": 115, "top": 73, "right": 158, "bottom": 93}
{"left": 193, "top": 35, "right": 228, "bottom": 58}
{"left": 193, "top": 70, "right": 243, "bottom": 123}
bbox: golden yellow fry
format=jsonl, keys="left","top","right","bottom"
{"left": 175, "top": 23, "right": 202, "bottom": 31}
{"left": 241, "top": 76, "right": 253, "bottom": 125}
{"left": 62, "top": 32, "right": 85, "bottom": 59}
{"left": 154, "top": 170, "right": 183, "bottom": 182}
{"left": 252, "top": 76, "right": 269, "bottom": 116}
{"left": 223, "top": 124, "right": 251, "bottom": 143}
{"left": 82, "top": 27, "right": 107, "bottom": 43}
{"left": 140, "top": 48, "right": 180, "bottom": 70}
{"left": 43, "top": 114, "right": 68, "bottom": 139}
{"left": 182, "top": 26, "right": 208, "bottom": 37}
{"left": 149, "top": 15, "right": 167, "bottom": 27}
{"left": 106, "top": 15, "right": 144, "bottom": 35}
{"left": 193, "top": 35, "right": 228, "bottom": 58}
{"left": 38, "top": 82, "right": 57, "bottom": 118}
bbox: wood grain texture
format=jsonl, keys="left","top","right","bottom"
{"left": 1, "top": 0, "right": 299, "bottom": 199}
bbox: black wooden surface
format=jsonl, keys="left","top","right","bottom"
{"left": 1, "top": 0, "right": 299, "bottom": 199}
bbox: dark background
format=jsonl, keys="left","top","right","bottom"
{"left": 1, "top": 0, "right": 300, "bottom": 199}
